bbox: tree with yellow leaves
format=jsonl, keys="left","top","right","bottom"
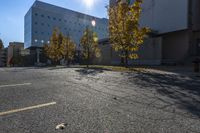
{"left": 80, "top": 27, "right": 100, "bottom": 68}
{"left": 44, "top": 29, "right": 63, "bottom": 65}
{"left": 109, "top": 0, "right": 150, "bottom": 66}
{"left": 61, "top": 35, "right": 76, "bottom": 65}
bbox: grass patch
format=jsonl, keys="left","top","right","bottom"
{"left": 79, "top": 65, "right": 147, "bottom": 72}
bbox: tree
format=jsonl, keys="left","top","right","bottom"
{"left": 109, "top": 0, "right": 150, "bottom": 66}
{"left": 60, "top": 35, "right": 76, "bottom": 65}
{"left": 44, "top": 29, "right": 63, "bottom": 65}
{"left": 80, "top": 27, "right": 100, "bottom": 68}
{"left": 0, "top": 39, "right": 4, "bottom": 50}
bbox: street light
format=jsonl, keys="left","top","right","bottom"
{"left": 91, "top": 20, "right": 96, "bottom": 27}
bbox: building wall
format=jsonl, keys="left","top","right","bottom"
{"left": 110, "top": 0, "right": 189, "bottom": 34}
{"left": 192, "top": 0, "right": 200, "bottom": 31}
{"left": 0, "top": 49, "right": 7, "bottom": 67}
{"left": 94, "top": 37, "right": 162, "bottom": 65}
{"left": 162, "top": 30, "right": 190, "bottom": 63}
{"left": 133, "top": 37, "right": 162, "bottom": 65}
{"left": 25, "top": 1, "right": 108, "bottom": 48}
{"left": 24, "top": 8, "right": 32, "bottom": 48}
{"left": 7, "top": 42, "right": 24, "bottom": 66}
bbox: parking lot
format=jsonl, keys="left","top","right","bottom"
{"left": 0, "top": 67, "right": 200, "bottom": 133}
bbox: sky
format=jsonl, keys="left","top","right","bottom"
{"left": 0, "top": 0, "right": 109, "bottom": 47}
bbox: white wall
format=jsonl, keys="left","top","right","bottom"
{"left": 110, "top": 0, "right": 189, "bottom": 34}
{"left": 139, "top": 0, "right": 189, "bottom": 33}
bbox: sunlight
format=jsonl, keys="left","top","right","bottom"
{"left": 82, "top": 0, "right": 95, "bottom": 9}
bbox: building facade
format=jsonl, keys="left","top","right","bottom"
{"left": 109, "top": 0, "right": 200, "bottom": 65}
{"left": 25, "top": 0, "right": 108, "bottom": 49}
{"left": 7, "top": 42, "right": 25, "bottom": 66}
{"left": 0, "top": 48, "right": 7, "bottom": 67}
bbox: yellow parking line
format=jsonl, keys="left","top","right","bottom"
{"left": 0, "top": 102, "right": 56, "bottom": 116}
{"left": 0, "top": 83, "right": 32, "bottom": 88}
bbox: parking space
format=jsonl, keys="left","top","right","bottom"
{"left": 0, "top": 67, "right": 200, "bottom": 133}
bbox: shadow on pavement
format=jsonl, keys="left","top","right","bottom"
{"left": 127, "top": 71, "right": 200, "bottom": 118}
{"left": 75, "top": 68, "right": 105, "bottom": 76}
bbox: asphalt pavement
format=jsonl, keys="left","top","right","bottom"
{"left": 0, "top": 67, "right": 200, "bottom": 133}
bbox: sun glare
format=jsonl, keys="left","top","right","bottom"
{"left": 82, "top": 0, "right": 95, "bottom": 8}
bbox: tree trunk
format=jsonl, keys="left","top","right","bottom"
{"left": 125, "top": 50, "right": 128, "bottom": 67}
{"left": 87, "top": 51, "right": 90, "bottom": 68}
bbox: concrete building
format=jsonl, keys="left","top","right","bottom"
{"left": 24, "top": 0, "right": 108, "bottom": 49}
{"left": 7, "top": 42, "right": 25, "bottom": 66}
{"left": 0, "top": 48, "right": 7, "bottom": 67}
{"left": 109, "top": 0, "right": 200, "bottom": 65}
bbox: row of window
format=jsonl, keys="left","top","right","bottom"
{"left": 34, "top": 22, "right": 107, "bottom": 31}
{"left": 34, "top": 13, "right": 107, "bottom": 30}
{"left": 35, "top": 13, "right": 77, "bottom": 23}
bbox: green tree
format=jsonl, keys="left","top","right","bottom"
{"left": 109, "top": 0, "right": 150, "bottom": 66}
{"left": 80, "top": 27, "right": 100, "bottom": 68}
{"left": 60, "top": 35, "right": 76, "bottom": 65}
{"left": 44, "top": 29, "right": 63, "bottom": 65}
{"left": 0, "top": 39, "right": 4, "bottom": 50}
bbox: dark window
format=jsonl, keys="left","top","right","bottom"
{"left": 64, "top": 20, "right": 67, "bottom": 23}
{"left": 41, "top": 23, "right": 44, "bottom": 26}
{"left": 59, "top": 19, "right": 62, "bottom": 22}
{"left": 41, "top": 32, "right": 44, "bottom": 35}
{"left": 35, "top": 13, "right": 38, "bottom": 16}
{"left": 41, "top": 14, "right": 44, "bottom": 18}
{"left": 47, "top": 24, "right": 50, "bottom": 27}
{"left": 35, "top": 22, "right": 38, "bottom": 25}
{"left": 35, "top": 31, "right": 38, "bottom": 33}
{"left": 48, "top": 16, "right": 51, "bottom": 19}
{"left": 53, "top": 17, "right": 56, "bottom": 20}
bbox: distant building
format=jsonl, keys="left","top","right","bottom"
{"left": 0, "top": 48, "right": 7, "bottom": 67}
{"left": 7, "top": 42, "right": 25, "bottom": 66}
{"left": 109, "top": 0, "right": 200, "bottom": 65}
{"left": 24, "top": 0, "right": 108, "bottom": 48}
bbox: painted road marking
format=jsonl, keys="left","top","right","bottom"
{"left": 0, "top": 102, "right": 56, "bottom": 116}
{"left": 0, "top": 83, "right": 32, "bottom": 88}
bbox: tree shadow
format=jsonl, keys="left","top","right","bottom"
{"left": 127, "top": 71, "right": 200, "bottom": 118}
{"left": 75, "top": 68, "right": 105, "bottom": 76}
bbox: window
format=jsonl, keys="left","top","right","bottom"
{"left": 41, "top": 23, "right": 44, "bottom": 26}
{"left": 35, "top": 13, "right": 38, "bottom": 16}
{"left": 41, "top": 14, "right": 44, "bottom": 18}
{"left": 59, "top": 19, "right": 62, "bottom": 22}
{"left": 35, "top": 31, "right": 38, "bottom": 34}
{"left": 53, "top": 17, "right": 56, "bottom": 20}
{"left": 41, "top": 40, "right": 44, "bottom": 43}
{"left": 35, "top": 22, "right": 38, "bottom": 25}
{"left": 41, "top": 32, "right": 44, "bottom": 35}
{"left": 64, "top": 20, "right": 67, "bottom": 23}
{"left": 47, "top": 24, "right": 50, "bottom": 27}
{"left": 48, "top": 16, "right": 51, "bottom": 19}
